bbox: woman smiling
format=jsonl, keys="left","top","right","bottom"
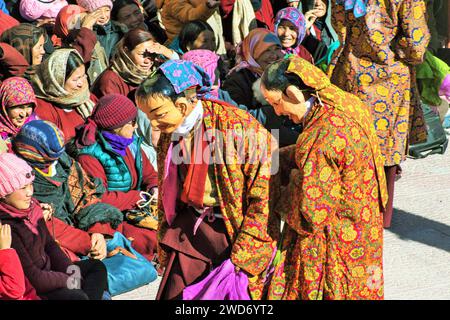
{"left": 0, "top": 77, "right": 38, "bottom": 150}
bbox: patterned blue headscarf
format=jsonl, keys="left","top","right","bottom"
{"left": 159, "top": 60, "right": 212, "bottom": 96}
{"left": 12, "top": 120, "right": 65, "bottom": 169}
{"left": 337, "top": 0, "right": 368, "bottom": 18}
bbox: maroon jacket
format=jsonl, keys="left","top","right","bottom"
{"left": 91, "top": 69, "right": 137, "bottom": 102}
{"left": 0, "top": 210, "right": 73, "bottom": 295}
{"left": 0, "top": 12, "right": 19, "bottom": 36}
{"left": 45, "top": 217, "right": 92, "bottom": 262}
{"left": 34, "top": 94, "right": 99, "bottom": 143}
{"left": 0, "top": 42, "right": 29, "bottom": 81}
{"left": 0, "top": 248, "right": 40, "bottom": 300}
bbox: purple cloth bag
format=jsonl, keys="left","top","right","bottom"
{"left": 182, "top": 259, "right": 251, "bottom": 300}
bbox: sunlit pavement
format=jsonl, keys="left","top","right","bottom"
{"left": 114, "top": 140, "right": 450, "bottom": 300}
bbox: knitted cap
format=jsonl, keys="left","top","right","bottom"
{"left": 76, "top": 0, "right": 113, "bottom": 12}
{"left": 0, "top": 152, "right": 35, "bottom": 198}
{"left": 92, "top": 94, "right": 137, "bottom": 130}
{"left": 20, "top": 0, "right": 69, "bottom": 21}
{"left": 12, "top": 120, "right": 65, "bottom": 169}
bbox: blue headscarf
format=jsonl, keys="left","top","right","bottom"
{"left": 12, "top": 120, "right": 65, "bottom": 169}
{"left": 337, "top": 0, "right": 368, "bottom": 18}
{"left": 159, "top": 60, "right": 212, "bottom": 96}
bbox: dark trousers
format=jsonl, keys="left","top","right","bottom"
{"left": 42, "top": 259, "right": 108, "bottom": 300}
{"left": 156, "top": 207, "right": 231, "bottom": 300}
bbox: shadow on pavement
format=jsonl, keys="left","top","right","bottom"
{"left": 388, "top": 208, "right": 450, "bottom": 252}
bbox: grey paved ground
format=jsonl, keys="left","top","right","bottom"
{"left": 115, "top": 141, "right": 450, "bottom": 300}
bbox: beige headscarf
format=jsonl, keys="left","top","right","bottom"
{"left": 111, "top": 39, "right": 152, "bottom": 86}
{"left": 30, "top": 48, "right": 94, "bottom": 119}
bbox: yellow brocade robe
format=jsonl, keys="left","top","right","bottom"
{"left": 267, "top": 56, "right": 388, "bottom": 300}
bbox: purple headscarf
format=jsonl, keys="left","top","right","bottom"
{"left": 274, "top": 7, "right": 307, "bottom": 56}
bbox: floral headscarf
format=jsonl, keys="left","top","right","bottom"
{"left": 232, "top": 28, "right": 282, "bottom": 76}
{"left": 0, "top": 77, "right": 37, "bottom": 138}
{"left": 159, "top": 59, "right": 212, "bottom": 96}
{"left": 274, "top": 7, "right": 307, "bottom": 56}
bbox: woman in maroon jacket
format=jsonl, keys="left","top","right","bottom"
{"left": 74, "top": 94, "right": 159, "bottom": 231}
{"left": 91, "top": 28, "right": 177, "bottom": 102}
{"left": 30, "top": 48, "right": 98, "bottom": 143}
{"left": 0, "top": 152, "right": 108, "bottom": 300}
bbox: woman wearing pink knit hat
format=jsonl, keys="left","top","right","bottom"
{"left": 76, "top": 0, "right": 127, "bottom": 59}
{"left": 0, "top": 152, "right": 108, "bottom": 300}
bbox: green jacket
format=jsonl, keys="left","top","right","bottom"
{"left": 79, "top": 133, "right": 143, "bottom": 192}
{"left": 416, "top": 50, "right": 450, "bottom": 106}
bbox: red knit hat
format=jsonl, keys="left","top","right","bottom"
{"left": 92, "top": 94, "right": 137, "bottom": 130}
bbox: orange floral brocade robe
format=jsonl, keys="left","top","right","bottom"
{"left": 268, "top": 57, "right": 388, "bottom": 300}
{"left": 156, "top": 99, "right": 279, "bottom": 300}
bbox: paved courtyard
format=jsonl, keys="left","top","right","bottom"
{"left": 115, "top": 139, "right": 450, "bottom": 300}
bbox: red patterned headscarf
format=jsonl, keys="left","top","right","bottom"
{"left": 0, "top": 77, "right": 37, "bottom": 138}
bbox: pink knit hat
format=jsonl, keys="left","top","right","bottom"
{"left": 76, "top": 0, "right": 113, "bottom": 12}
{"left": 20, "top": 0, "right": 69, "bottom": 21}
{"left": 0, "top": 153, "right": 35, "bottom": 198}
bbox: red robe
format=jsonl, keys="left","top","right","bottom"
{"left": 0, "top": 248, "right": 40, "bottom": 300}
{"left": 34, "top": 95, "right": 98, "bottom": 143}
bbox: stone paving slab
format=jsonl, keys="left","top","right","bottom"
{"left": 115, "top": 141, "right": 450, "bottom": 300}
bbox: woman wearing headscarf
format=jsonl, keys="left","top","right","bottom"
{"left": 92, "top": 28, "right": 177, "bottom": 166}
{"left": 30, "top": 48, "right": 97, "bottom": 143}
{"left": 0, "top": 77, "right": 38, "bottom": 149}
{"left": 222, "top": 28, "right": 301, "bottom": 146}
{"left": 0, "top": 151, "right": 108, "bottom": 300}
{"left": 222, "top": 28, "right": 284, "bottom": 110}
{"left": 92, "top": 28, "right": 177, "bottom": 101}
{"left": 53, "top": 4, "right": 108, "bottom": 85}
{"left": 12, "top": 120, "right": 157, "bottom": 262}
{"left": 73, "top": 94, "right": 159, "bottom": 231}
{"left": 0, "top": 24, "right": 48, "bottom": 68}
{"left": 261, "top": 56, "right": 388, "bottom": 300}
{"left": 274, "top": 7, "right": 314, "bottom": 63}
